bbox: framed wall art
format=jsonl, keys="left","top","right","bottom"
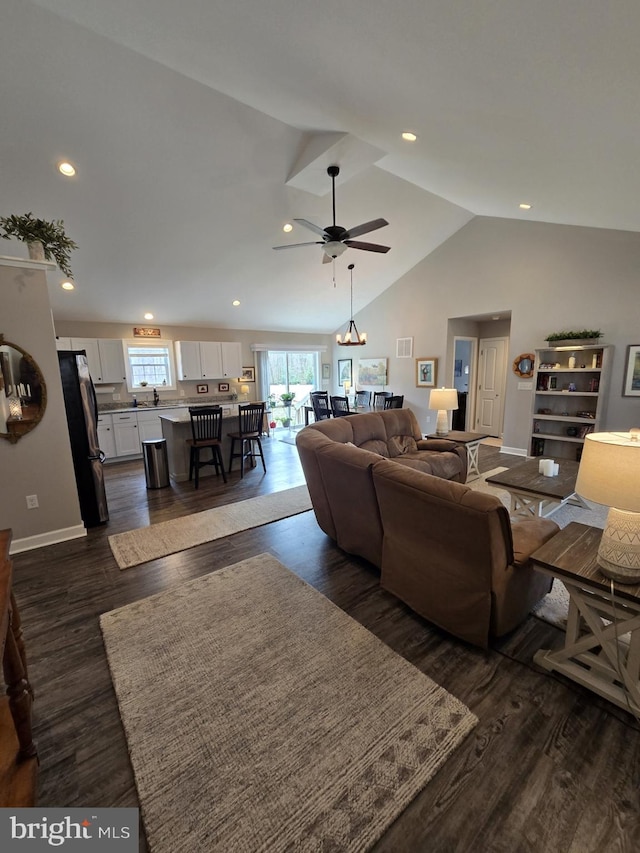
{"left": 623, "top": 344, "right": 640, "bottom": 396}
{"left": 415, "top": 357, "right": 437, "bottom": 388}
{"left": 357, "top": 358, "right": 388, "bottom": 388}
{"left": 218, "top": 382, "right": 229, "bottom": 392}
{"left": 241, "top": 366, "right": 255, "bottom": 382}
{"left": 338, "top": 358, "right": 352, "bottom": 387}
{"left": 196, "top": 383, "right": 209, "bottom": 394}
{"left": 322, "top": 363, "right": 331, "bottom": 380}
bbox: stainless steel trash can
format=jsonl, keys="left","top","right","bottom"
{"left": 142, "top": 438, "right": 170, "bottom": 489}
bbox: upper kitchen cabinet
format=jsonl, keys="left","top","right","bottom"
{"left": 55, "top": 337, "right": 126, "bottom": 384}
{"left": 73, "top": 338, "right": 127, "bottom": 384}
{"left": 175, "top": 340, "right": 242, "bottom": 381}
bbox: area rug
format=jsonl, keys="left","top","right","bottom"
{"left": 100, "top": 553, "right": 477, "bottom": 853}
{"left": 108, "top": 485, "right": 312, "bottom": 569}
{"left": 469, "top": 467, "right": 607, "bottom": 629}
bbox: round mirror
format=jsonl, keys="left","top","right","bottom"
{"left": 0, "top": 335, "right": 47, "bottom": 444}
{"left": 512, "top": 353, "right": 535, "bottom": 378}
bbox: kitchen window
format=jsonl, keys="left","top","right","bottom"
{"left": 124, "top": 341, "right": 176, "bottom": 392}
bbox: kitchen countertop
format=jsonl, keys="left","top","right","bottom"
{"left": 99, "top": 402, "right": 238, "bottom": 415}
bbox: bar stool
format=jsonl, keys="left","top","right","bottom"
{"left": 186, "top": 407, "right": 227, "bottom": 489}
{"left": 228, "top": 402, "right": 266, "bottom": 477}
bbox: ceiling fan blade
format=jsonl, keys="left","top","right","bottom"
{"left": 344, "top": 240, "right": 391, "bottom": 254}
{"left": 293, "top": 218, "right": 329, "bottom": 238}
{"left": 272, "top": 241, "right": 323, "bottom": 250}
{"left": 342, "top": 218, "right": 389, "bottom": 240}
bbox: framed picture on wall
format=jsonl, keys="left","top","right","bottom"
{"left": 623, "top": 344, "right": 640, "bottom": 396}
{"left": 338, "top": 359, "right": 352, "bottom": 387}
{"left": 241, "top": 366, "right": 255, "bottom": 382}
{"left": 357, "top": 358, "right": 388, "bottom": 387}
{"left": 322, "top": 363, "right": 331, "bottom": 380}
{"left": 415, "top": 357, "right": 437, "bottom": 388}
{"left": 218, "top": 382, "right": 229, "bottom": 392}
{"left": 196, "top": 383, "right": 209, "bottom": 394}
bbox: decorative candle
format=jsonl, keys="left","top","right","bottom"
{"left": 8, "top": 395, "right": 22, "bottom": 419}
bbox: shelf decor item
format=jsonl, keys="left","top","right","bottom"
{"left": 0, "top": 212, "right": 78, "bottom": 277}
{"left": 623, "top": 344, "right": 640, "bottom": 397}
{"left": 544, "top": 329, "right": 603, "bottom": 346}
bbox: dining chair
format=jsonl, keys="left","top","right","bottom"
{"left": 355, "top": 390, "right": 371, "bottom": 407}
{"left": 310, "top": 391, "right": 331, "bottom": 421}
{"left": 186, "top": 406, "right": 227, "bottom": 489}
{"left": 330, "top": 395, "right": 351, "bottom": 417}
{"left": 227, "top": 402, "right": 266, "bottom": 478}
{"left": 383, "top": 395, "right": 404, "bottom": 409}
{"left": 373, "top": 391, "right": 393, "bottom": 409}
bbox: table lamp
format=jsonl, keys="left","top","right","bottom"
{"left": 343, "top": 380, "right": 351, "bottom": 397}
{"left": 575, "top": 430, "right": 640, "bottom": 583}
{"left": 240, "top": 384, "right": 250, "bottom": 401}
{"left": 429, "top": 387, "right": 458, "bottom": 437}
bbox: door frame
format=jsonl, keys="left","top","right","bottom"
{"left": 451, "top": 336, "right": 478, "bottom": 431}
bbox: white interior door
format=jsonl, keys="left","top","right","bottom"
{"left": 475, "top": 337, "right": 508, "bottom": 437}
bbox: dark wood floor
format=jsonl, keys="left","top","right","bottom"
{"left": 11, "top": 434, "right": 640, "bottom": 852}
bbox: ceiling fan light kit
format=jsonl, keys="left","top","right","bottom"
{"left": 336, "top": 263, "right": 367, "bottom": 347}
{"left": 273, "top": 165, "right": 390, "bottom": 263}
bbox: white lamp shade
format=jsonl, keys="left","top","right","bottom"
{"left": 428, "top": 387, "right": 459, "bottom": 411}
{"left": 576, "top": 431, "right": 640, "bottom": 512}
{"left": 240, "top": 385, "right": 250, "bottom": 394}
{"left": 323, "top": 241, "right": 347, "bottom": 258}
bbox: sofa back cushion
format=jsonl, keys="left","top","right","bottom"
{"left": 372, "top": 458, "right": 513, "bottom": 647}
{"left": 315, "top": 442, "right": 384, "bottom": 568}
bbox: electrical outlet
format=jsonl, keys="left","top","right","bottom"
{"left": 113, "top": 393, "right": 121, "bottom": 401}
{"left": 179, "top": 389, "right": 185, "bottom": 397}
{"left": 26, "top": 494, "right": 39, "bottom": 509}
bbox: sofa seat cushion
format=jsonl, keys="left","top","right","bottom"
{"left": 387, "top": 434, "right": 418, "bottom": 457}
{"left": 397, "top": 450, "right": 464, "bottom": 480}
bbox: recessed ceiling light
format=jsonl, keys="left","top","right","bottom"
{"left": 283, "top": 223, "right": 293, "bottom": 233}
{"left": 61, "top": 280, "right": 74, "bottom": 290}
{"left": 144, "top": 312, "right": 154, "bottom": 320}
{"left": 58, "top": 161, "right": 76, "bottom": 177}
{"left": 401, "top": 131, "right": 417, "bottom": 142}
{"left": 519, "top": 203, "right": 532, "bottom": 210}
{"left": 232, "top": 300, "right": 240, "bottom": 307}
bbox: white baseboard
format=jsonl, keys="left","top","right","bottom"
{"left": 9, "top": 524, "right": 87, "bottom": 555}
{"left": 500, "top": 445, "right": 528, "bottom": 457}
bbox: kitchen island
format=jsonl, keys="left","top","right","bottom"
{"left": 160, "top": 406, "right": 240, "bottom": 482}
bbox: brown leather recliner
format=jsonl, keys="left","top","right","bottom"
{"left": 371, "top": 458, "right": 559, "bottom": 648}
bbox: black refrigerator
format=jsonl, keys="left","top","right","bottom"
{"left": 58, "top": 351, "right": 109, "bottom": 527}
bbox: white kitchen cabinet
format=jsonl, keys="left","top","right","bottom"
{"left": 69, "top": 338, "right": 126, "bottom": 384}
{"left": 175, "top": 340, "right": 242, "bottom": 381}
{"left": 97, "top": 414, "right": 117, "bottom": 460}
{"left": 175, "top": 341, "right": 202, "bottom": 380}
{"left": 55, "top": 336, "right": 72, "bottom": 350}
{"left": 112, "top": 412, "right": 141, "bottom": 456}
{"left": 200, "top": 341, "right": 223, "bottom": 379}
{"left": 138, "top": 407, "right": 187, "bottom": 442}
{"left": 221, "top": 341, "right": 242, "bottom": 379}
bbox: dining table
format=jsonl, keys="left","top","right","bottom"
{"left": 304, "top": 403, "right": 376, "bottom": 425}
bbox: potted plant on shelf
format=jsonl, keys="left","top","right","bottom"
{"left": 0, "top": 212, "right": 78, "bottom": 278}
{"left": 544, "top": 329, "right": 603, "bottom": 346}
{"left": 279, "top": 391, "right": 295, "bottom": 428}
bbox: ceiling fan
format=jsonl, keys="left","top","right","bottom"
{"left": 273, "top": 165, "right": 390, "bottom": 264}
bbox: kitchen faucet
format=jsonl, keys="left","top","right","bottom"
{"left": 153, "top": 388, "right": 159, "bottom": 406}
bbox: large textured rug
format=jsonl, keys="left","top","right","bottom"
{"left": 108, "top": 485, "right": 312, "bottom": 569}
{"left": 469, "top": 466, "right": 607, "bottom": 629}
{"left": 101, "top": 553, "right": 477, "bottom": 853}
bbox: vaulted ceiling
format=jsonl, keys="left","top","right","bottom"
{"left": 2, "top": 1, "right": 639, "bottom": 333}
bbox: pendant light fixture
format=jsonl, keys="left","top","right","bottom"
{"left": 336, "top": 263, "right": 367, "bottom": 347}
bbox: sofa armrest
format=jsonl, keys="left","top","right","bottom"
{"left": 416, "top": 438, "right": 459, "bottom": 452}
{"left": 510, "top": 517, "right": 560, "bottom": 567}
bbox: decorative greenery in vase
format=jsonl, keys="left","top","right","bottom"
{"left": 280, "top": 391, "right": 295, "bottom": 404}
{"left": 0, "top": 212, "right": 78, "bottom": 278}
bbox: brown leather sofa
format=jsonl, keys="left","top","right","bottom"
{"left": 296, "top": 409, "right": 559, "bottom": 647}
{"left": 296, "top": 408, "right": 467, "bottom": 569}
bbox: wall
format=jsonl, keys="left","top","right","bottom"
{"left": 335, "top": 217, "right": 640, "bottom": 448}
{"left": 0, "top": 261, "right": 83, "bottom": 552}
{"left": 54, "top": 321, "right": 333, "bottom": 406}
